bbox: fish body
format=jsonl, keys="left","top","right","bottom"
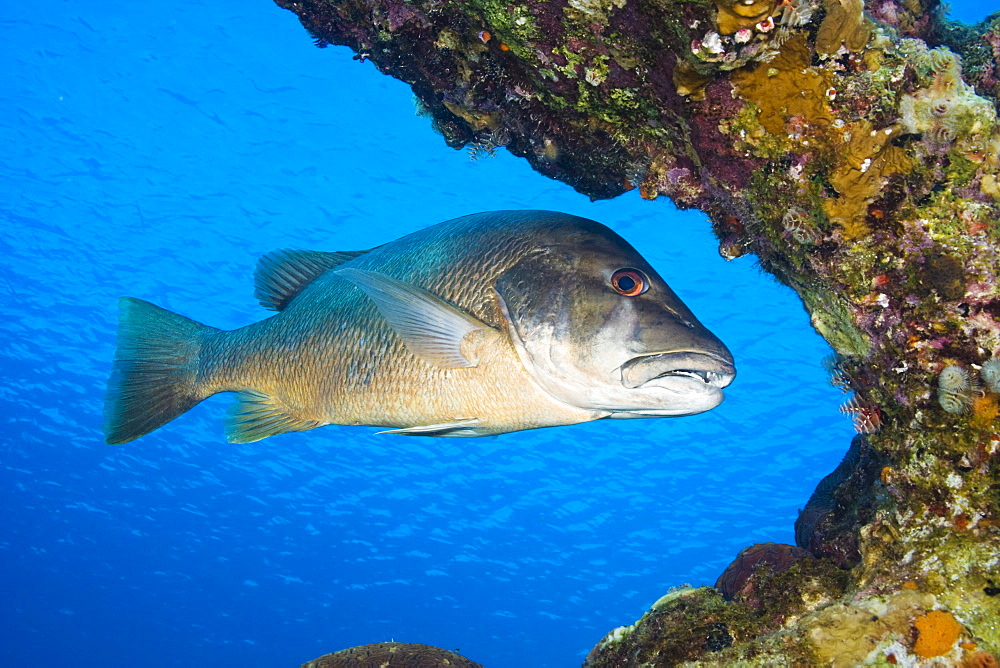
{"left": 105, "top": 211, "right": 735, "bottom": 444}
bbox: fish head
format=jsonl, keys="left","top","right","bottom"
{"left": 494, "top": 223, "right": 735, "bottom": 418}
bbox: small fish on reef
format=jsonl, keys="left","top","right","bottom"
{"left": 104, "top": 210, "right": 736, "bottom": 444}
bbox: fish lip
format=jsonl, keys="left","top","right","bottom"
{"left": 619, "top": 351, "right": 737, "bottom": 390}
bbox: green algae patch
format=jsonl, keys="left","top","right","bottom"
{"left": 800, "top": 288, "right": 872, "bottom": 358}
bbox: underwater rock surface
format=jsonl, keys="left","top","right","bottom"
{"left": 275, "top": 0, "right": 1000, "bottom": 663}
{"left": 302, "top": 642, "right": 483, "bottom": 667}
{"left": 794, "top": 435, "right": 889, "bottom": 568}
{"left": 714, "top": 542, "right": 815, "bottom": 605}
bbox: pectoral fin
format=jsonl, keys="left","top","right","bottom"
{"left": 377, "top": 418, "right": 483, "bottom": 437}
{"left": 335, "top": 267, "right": 491, "bottom": 368}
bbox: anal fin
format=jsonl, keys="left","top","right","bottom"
{"left": 376, "top": 418, "right": 483, "bottom": 437}
{"left": 226, "top": 390, "right": 322, "bottom": 443}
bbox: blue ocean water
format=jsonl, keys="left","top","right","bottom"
{"left": 0, "top": 1, "right": 989, "bottom": 667}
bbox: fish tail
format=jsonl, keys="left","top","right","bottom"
{"left": 104, "top": 297, "right": 218, "bottom": 444}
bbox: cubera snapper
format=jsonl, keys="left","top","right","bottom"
{"left": 104, "top": 210, "right": 736, "bottom": 444}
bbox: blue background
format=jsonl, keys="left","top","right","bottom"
{"left": 0, "top": 1, "right": 987, "bottom": 666}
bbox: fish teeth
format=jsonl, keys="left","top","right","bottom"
{"left": 704, "top": 370, "right": 731, "bottom": 388}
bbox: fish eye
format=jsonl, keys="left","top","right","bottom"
{"left": 611, "top": 269, "right": 647, "bottom": 297}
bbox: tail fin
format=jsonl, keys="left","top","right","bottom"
{"left": 104, "top": 297, "right": 217, "bottom": 444}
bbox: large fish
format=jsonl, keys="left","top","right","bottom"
{"left": 104, "top": 210, "right": 735, "bottom": 444}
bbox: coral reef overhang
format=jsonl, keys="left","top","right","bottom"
{"left": 274, "top": 0, "right": 1000, "bottom": 663}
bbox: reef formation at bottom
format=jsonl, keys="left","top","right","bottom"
{"left": 302, "top": 642, "right": 484, "bottom": 667}
{"left": 585, "top": 435, "right": 999, "bottom": 666}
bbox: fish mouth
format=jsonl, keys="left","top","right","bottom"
{"left": 619, "top": 351, "right": 736, "bottom": 391}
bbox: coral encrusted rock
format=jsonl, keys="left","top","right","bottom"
{"left": 302, "top": 642, "right": 483, "bottom": 667}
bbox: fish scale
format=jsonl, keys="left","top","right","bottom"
{"left": 210, "top": 276, "right": 578, "bottom": 435}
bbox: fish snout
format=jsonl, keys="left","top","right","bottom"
{"left": 619, "top": 351, "right": 736, "bottom": 390}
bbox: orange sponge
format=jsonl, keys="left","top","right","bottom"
{"left": 913, "top": 610, "right": 963, "bottom": 658}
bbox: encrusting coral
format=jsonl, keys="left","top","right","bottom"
{"left": 273, "top": 0, "right": 1000, "bottom": 663}
{"left": 816, "top": 0, "right": 872, "bottom": 54}
{"left": 713, "top": 0, "right": 778, "bottom": 35}
{"left": 823, "top": 119, "right": 912, "bottom": 239}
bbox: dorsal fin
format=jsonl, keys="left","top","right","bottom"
{"left": 253, "top": 249, "right": 368, "bottom": 311}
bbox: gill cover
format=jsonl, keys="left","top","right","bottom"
{"left": 494, "top": 229, "right": 735, "bottom": 417}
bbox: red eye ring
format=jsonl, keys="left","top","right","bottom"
{"left": 611, "top": 269, "right": 647, "bottom": 297}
